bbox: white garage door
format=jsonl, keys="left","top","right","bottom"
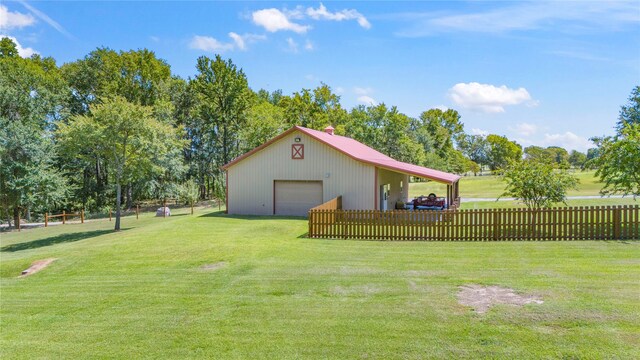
{"left": 274, "top": 181, "right": 323, "bottom": 216}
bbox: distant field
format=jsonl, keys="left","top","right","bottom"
{"left": 1, "top": 209, "right": 639, "bottom": 359}
{"left": 410, "top": 170, "right": 604, "bottom": 199}
{"left": 459, "top": 197, "right": 639, "bottom": 210}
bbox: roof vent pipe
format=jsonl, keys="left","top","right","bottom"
{"left": 324, "top": 125, "right": 334, "bottom": 135}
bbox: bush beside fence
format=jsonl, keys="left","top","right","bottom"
{"left": 308, "top": 205, "right": 640, "bottom": 241}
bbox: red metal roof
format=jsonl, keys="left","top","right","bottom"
{"left": 223, "top": 126, "right": 461, "bottom": 184}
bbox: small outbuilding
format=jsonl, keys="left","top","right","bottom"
{"left": 222, "top": 126, "right": 461, "bottom": 216}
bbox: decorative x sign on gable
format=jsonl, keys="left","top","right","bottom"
{"left": 291, "top": 144, "right": 304, "bottom": 159}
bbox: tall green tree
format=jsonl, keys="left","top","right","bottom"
{"left": 0, "top": 43, "right": 70, "bottom": 226}
{"left": 417, "top": 108, "right": 464, "bottom": 158}
{"left": 0, "top": 37, "right": 19, "bottom": 58}
{"left": 568, "top": 150, "right": 587, "bottom": 168}
{"left": 278, "top": 83, "right": 347, "bottom": 130}
{"left": 346, "top": 104, "right": 425, "bottom": 165}
{"left": 486, "top": 134, "right": 523, "bottom": 171}
{"left": 590, "top": 123, "right": 640, "bottom": 198}
{"left": 192, "top": 55, "right": 250, "bottom": 167}
{"left": 616, "top": 86, "right": 640, "bottom": 131}
{"left": 458, "top": 134, "right": 489, "bottom": 170}
{"left": 58, "top": 97, "right": 181, "bottom": 230}
{"left": 61, "top": 48, "right": 175, "bottom": 210}
{"left": 240, "top": 99, "right": 287, "bottom": 152}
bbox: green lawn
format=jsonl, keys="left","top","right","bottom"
{"left": 1, "top": 209, "right": 639, "bottom": 359}
{"left": 460, "top": 197, "right": 640, "bottom": 210}
{"left": 410, "top": 170, "right": 609, "bottom": 199}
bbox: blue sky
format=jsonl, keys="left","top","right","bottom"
{"left": 2, "top": 1, "right": 639, "bottom": 151}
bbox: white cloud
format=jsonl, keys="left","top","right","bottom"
{"left": 354, "top": 86, "right": 373, "bottom": 95}
{"left": 511, "top": 122, "right": 538, "bottom": 136}
{"left": 449, "top": 82, "right": 534, "bottom": 113}
{"left": 396, "top": 1, "right": 640, "bottom": 37}
{"left": 470, "top": 128, "right": 489, "bottom": 136}
{"left": 304, "top": 39, "right": 314, "bottom": 51}
{"left": 0, "top": 35, "right": 36, "bottom": 57}
{"left": 229, "top": 32, "right": 266, "bottom": 51}
{"left": 252, "top": 8, "right": 310, "bottom": 33}
{"left": 190, "top": 33, "right": 264, "bottom": 53}
{"left": 19, "top": 1, "right": 73, "bottom": 39}
{"left": 357, "top": 95, "right": 377, "bottom": 106}
{"left": 433, "top": 104, "right": 450, "bottom": 111}
{"left": 306, "top": 3, "right": 371, "bottom": 29}
{"left": 149, "top": 36, "right": 160, "bottom": 43}
{"left": 286, "top": 37, "right": 298, "bottom": 52}
{"left": 0, "top": 5, "right": 35, "bottom": 29}
{"left": 189, "top": 35, "right": 234, "bottom": 52}
{"left": 542, "top": 132, "right": 592, "bottom": 152}
{"left": 335, "top": 86, "right": 345, "bottom": 94}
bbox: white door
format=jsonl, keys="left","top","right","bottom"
{"left": 274, "top": 181, "right": 323, "bottom": 216}
{"left": 380, "top": 184, "right": 390, "bottom": 211}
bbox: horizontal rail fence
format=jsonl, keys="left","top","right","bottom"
{"left": 308, "top": 205, "right": 639, "bottom": 241}
{"left": 45, "top": 210, "right": 85, "bottom": 227}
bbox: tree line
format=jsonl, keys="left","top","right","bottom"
{"left": 1, "top": 37, "right": 636, "bottom": 229}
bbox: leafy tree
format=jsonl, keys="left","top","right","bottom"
{"left": 524, "top": 146, "right": 551, "bottom": 163}
{"left": 0, "top": 37, "right": 19, "bottom": 58}
{"left": 568, "top": 150, "right": 587, "bottom": 168}
{"left": 546, "top": 146, "right": 570, "bottom": 169}
{"left": 458, "top": 134, "right": 489, "bottom": 169}
{"left": 192, "top": 55, "right": 250, "bottom": 167}
{"left": 61, "top": 48, "right": 175, "bottom": 210}
{"left": 0, "top": 49, "right": 69, "bottom": 227}
{"left": 346, "top": 104, "right": 425, "bottom": 165}
{"left": 486, "top": 134, "right": 523, "bottom": 172}
{"left": 240, "top": 100, "right": 287, "bottom": 152}
{"left": 278, "top": 83, "right": 347, "bottom": 130}
{"left": 417, "top": 108, "right": 464, "bottom": 158}
{"left": 501, "top": 160, "right": 579, "bottom": 208}
{"left": 58, "top": 97, "right": 181, "bottom": 230}
{"left": 179, "top": 179, "right": 200, "bottom": 214}
{"left": 616, "top": 86, "right": 640, "bottom": 131}
{"left": 590, "top": 123, "right": 640, "bottom": 198}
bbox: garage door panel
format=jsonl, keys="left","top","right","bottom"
{"left": 275, "top": 181, "right": 323, "bottom": 216}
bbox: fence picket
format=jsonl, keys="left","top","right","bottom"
{"left": 308, "top": 205, "right": 640, "bottom": 241}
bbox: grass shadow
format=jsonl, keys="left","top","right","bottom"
{"left": 1, "top": 229, "right": 120, "bottom": 252}
{"left": 199, "top": 211, "right": 306, "bottom": 221}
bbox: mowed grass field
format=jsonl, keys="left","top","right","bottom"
{"left": 1, "top": 208, "right": 639, "bottom": 359}
{"left": 410, "top": 170, "right": 639, "bottom": 209}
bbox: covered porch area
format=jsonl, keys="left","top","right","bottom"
{"left": 375, "top": 166, "right": 460, "bottom": 211}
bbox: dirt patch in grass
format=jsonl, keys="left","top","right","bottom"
{"left": 200, "top": 262, "right": 227, "bottom": 271}
{"left": 20, "top": 259, "right": 57, "bottom": 277}
{"left": 458, "top": 284, "right": 543, "bottom": 314}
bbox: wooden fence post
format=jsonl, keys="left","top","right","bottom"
{"left": 493, "top": 209, "right": 499, "bottom": 240}
{"left": 109, "top": 209, "right": 112, "bottom": 221}
{"left": 81, "top": 209, "right": 85, "bottom": 224}
{"left": 191, "top": 202, "right": 194, "bottom": 215}
{"left": 45, "top": 212, "right": 48, "bottom": 227}
{"left": 136, "top": 205, "right": 139, "bottom": 219}
{"left": 613, "top": 206, "right": 621, "bottom": 239}
{"left": 62, "top": 210, "right": 66, "bottom": 225}
{"left": 17, "top": 212, "right": 21, "bottom": 231}
{"left": 163, "top": 199, "right": 166, "bottom": 218}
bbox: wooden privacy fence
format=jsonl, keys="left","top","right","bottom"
{"left": 45, "top": 210, "right": 85, "bottom": 227}
{"left": 308, "top": 205, "right": 640, "bottom": 241}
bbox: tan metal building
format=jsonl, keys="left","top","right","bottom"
{"left": 222, "top": 126, "right": 460, "bottom": 216}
